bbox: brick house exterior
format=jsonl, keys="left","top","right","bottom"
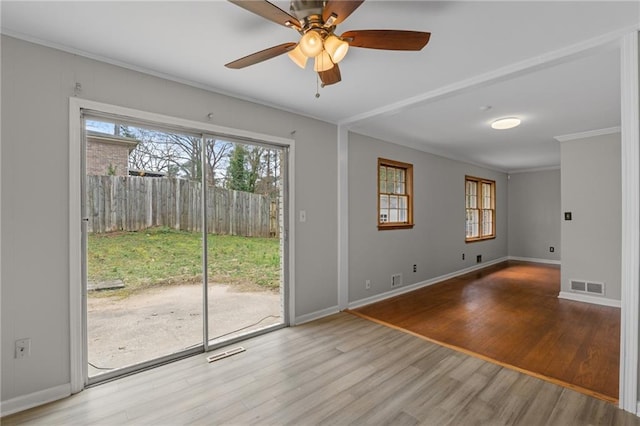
{"left": 86, "top": 131, "right": 139, "bottom": 176}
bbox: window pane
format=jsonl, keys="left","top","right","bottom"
{"left": 397, "top": 169, "right": 404, "bottom": 183}
{"left": 466, "top": 181, "right": 475, "bottom": 196}
{"left": 465, "top": 210, "right": 472, "bottom": 237}
{"left": 389, "top": 209, "right": 398, "bottom": 222}
{"left": 482, "top": 183, "right": 492, "bottom": 209}
{"left": 482, "top": 210, "right": 493, "bottom": 236}
{"left": 397, "top": 183, "right": 405, "bottom": 194}
{"left": 380, "top": 180, "right": 386, "bottom": 193}
{"left": 466, "top": 209, "right": 479, "bottom": 238}
{"left": 398, "top": 209, "right": 407, "bottom": 222}
{"left": 466, "top": 181, "right": 477, "bottom": 209}
{"left": 390, "top": 196, "right": 398, "bottom": 208}
{"left": 380, "top": 166, "right": 386, "bottom": 181}
{"left": 380, "top": 195, "right": 389, "bottom": 209}
{"left": 398, "top": 196, "right": 407, "bottom": 209}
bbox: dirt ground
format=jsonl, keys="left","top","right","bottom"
{"left": 87, "top": 283, "right": 281, "bottom": 376}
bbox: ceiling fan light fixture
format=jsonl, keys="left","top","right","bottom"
{"left": 288, "top": 44, "right": 308, "bottom": 69}
{"left": 491, "top": 117, "right": 521, "bottom": 130}
{"left": 324, "top": 35, "right": 349, "bottom": 63}
{"left": 314, "top": 50, "right": 334, "bottom": 72}
{"left": 299, "top": 31, "right": 324, "bottom": 58}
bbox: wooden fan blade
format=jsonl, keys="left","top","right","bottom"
{"left": 322, "top": 0, "right": 364, "bottom": 26}
{"left": 225, "top": 42, "right": 297, "bottom": 69}
{"left": 228, "top": 0, "right": 300, "bottom": 28}
{"left": 319, "top": 64, "right": 341, "bottom": 86}
{"left": 341, "top": 30, "right": 431, "bottom": 50}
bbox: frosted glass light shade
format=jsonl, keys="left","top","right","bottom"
{"left": 314, "top": 50, "right": 334, "bottom": 72}
{"left": 299, "top": 31, "right": 323, "bottom": 58}
{"left": 491, "top": 117, "right": 521, "bottom": 130}
{"left": 324, "top": 35, "right": 349, "bottom": 63}
{"left": 288, "top": 44, "right": 308, "bottom": 69}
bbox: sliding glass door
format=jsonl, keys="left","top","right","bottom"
{"left": 205, "top": 138, "right": 287, "bottom": 344}
{"left": 82, "top": 113, "right": 287, "bottom": 384}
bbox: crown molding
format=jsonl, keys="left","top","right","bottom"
{"left": 554, "top": 126, "right": 621, "bottom": 142}
{"left": 507, "top": 165, "right": 561, "bottom": 175}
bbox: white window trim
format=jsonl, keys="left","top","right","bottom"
{"left": 69, "top": 97, "right": 295, "bottom": 393}
{"left": 620, "top": 30, "right": 639, "bottom": 415}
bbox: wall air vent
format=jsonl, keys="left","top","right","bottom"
{"left": 586, "top": 281, "right": 605, "bottom": 295}
{"left": 570, "top": 280, "right": 605, "bottom": 296}
{"left": 571, "top": 280, "right": 586, "bottom": 292}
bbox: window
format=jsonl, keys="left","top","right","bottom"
{"left": 465, "top": 176, "right": 495, "bottom": 241}
{"left": 378, "top": 158, "right": 413, "bottom": 230}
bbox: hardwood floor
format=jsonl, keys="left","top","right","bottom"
{"left": 352, "top": 260, "right": 620, "bottom": 402}
{"left": 3, "top": 312, "right": 637, "bottom": 425}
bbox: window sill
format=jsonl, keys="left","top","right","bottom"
{"left": 465, "top": 236, "right": 496, "bottom": 243}
{"left": 378, "top": 223, "right": 414, "bottom": 231}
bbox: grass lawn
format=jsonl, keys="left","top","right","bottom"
{"left": 88, "top": 227, "right": 280, "bottom": 296}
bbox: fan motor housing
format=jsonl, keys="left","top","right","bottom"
{"left": 289, "top": 0, "right": 325, "bottom": 21}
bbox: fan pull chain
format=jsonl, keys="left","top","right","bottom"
{"left": 315, "top": 74, "right": 320, "bottom": 98}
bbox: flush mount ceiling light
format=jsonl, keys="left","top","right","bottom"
{"left": 491, "top": 117, "right": 521, "bottom": 130}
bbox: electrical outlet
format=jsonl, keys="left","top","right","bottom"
{"left": 549, "top": 246, "right": 555, "bottom": 253}
{"left": 15, "top": 338, "right": 31, "bottom": 359}
{"left": 462, "top": 253, "right": 465, "bottom": 260}
{"left": 476, "top": 254, "right": 482, "bottom": 263}
{"left": 365, "top": 279, "right": 371, "bottom": 290}
{"left": 413, "top": 264, "right": 417, "bottom": 273}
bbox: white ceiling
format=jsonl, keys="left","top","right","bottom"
{"left": 2, "top": 1, "right": 639, "bottom": 172}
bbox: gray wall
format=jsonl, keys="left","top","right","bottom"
{"left": 1, "top": 36, "right": 338, "bottom": 403}
{"left": 560, "top": 132, "right": 621, "bottom": 300}
{"left": 507, "top": 169, "right": 561, "bottom": 261}
{"left": 348, "top": 132, "right": 508, "bottom": 303}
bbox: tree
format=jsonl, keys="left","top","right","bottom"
{"left": 128, "top": 129, "right": 232, "bottom": 185}
{"left": 226, "top": 145, "right": 250, "bottom": 191}
{"left": 246, "top": 146, "right": 265, "bottom": 193}
{"left": 225, "top": 145, "right": 282, "bottom": 195}
{"left": 205, "top": 139, "right": 232, "bottom": 187}
{"left": 254, "top": 148, "right": 281, "bottom": 200}
{"left": 111, "top": 122, "right": 281, "bottom": 196}
{"left": 167, "top": 134, "right": 202, "bottom": 181}
{"left": 128, "top": 128, "right": 179, "bottom": 176}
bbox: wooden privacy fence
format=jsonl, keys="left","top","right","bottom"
{"left": 87, "top": 175, "right": 278, "bottom": 237}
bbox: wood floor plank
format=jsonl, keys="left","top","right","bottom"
{"left": 514, "top": 380, "right": 565, "bottom": 425}
{"left": 352, "top": 260, "right": 620, "bottom": 402}
{"left": 2, "top": 312, "right": 637, "bottom": 426}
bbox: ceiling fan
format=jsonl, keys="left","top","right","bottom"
{"left": 225, "top": 0, "right": 431, "bottom": 87}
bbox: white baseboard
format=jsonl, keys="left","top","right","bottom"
{"left": 558, "top": 291, "right": 621, "bottom": 308}
{"left": 508, "top": 256, "right": 561, "bottom": 265}
{"left": 348, "top": 256, "right": 509, "bottom": 310}
{"left": 294, "top": 305, "right": 340, "bottom": 325}
{"left": 0, "top": 383, "right": 71, "bottom": 417}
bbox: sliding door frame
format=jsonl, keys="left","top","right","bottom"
{"left": 69, "top": 98, "right": 295, "bottom": 392}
